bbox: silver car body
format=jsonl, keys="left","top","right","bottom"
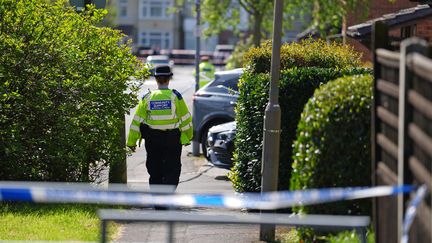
{"left": 192, "top": 68, "right": 243, "bottom": 154}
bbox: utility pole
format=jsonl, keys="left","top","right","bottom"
{"left": 259, "top": 0, "right": 283, "bottom": 241}
{"left": 192, "top": 0, "right": 201, "bottom": 156}
{"left": 194, "top": 0, "right": 201, "bottom": 93}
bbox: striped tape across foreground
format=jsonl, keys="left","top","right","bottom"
{"left": 0, "top": 182, "right": 416, "bottom": 210}
{"left": 401, "top": 185, "right": 429, "bottom": 243}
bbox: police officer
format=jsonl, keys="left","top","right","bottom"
{"left": 127, "top": 65, "right": 193, "bottom": 190}
{"left": 197, "top": 55, "right": 215, "bottom": 88}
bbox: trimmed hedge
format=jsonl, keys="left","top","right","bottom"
{"left": 243, "top": 39, "right": 362, "bottom": 74}
{"left": 230, "top": 67, "right": 371, "bottom": 192}
{"left": 0, "top": 1, "right": 146, "bottom": 181}
{"left": 290, "top": 75, "right": 373, "bottom": 215}
{"left": 229, "top": 37, "right": 368, "bottom": 193}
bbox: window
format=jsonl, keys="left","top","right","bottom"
{"left": 224, "top": 78, "right": 239, "bottom": 92}
{"left": 401, "top": 25, "right": 416, "bottom": 39}
{"left": 150, "top": 1, "right": 162, "bottom": 17}
{"left": 207, "top": 77, "right": 240, "bottom": 94}
{"left": 119, "top": 0, "right": 128, "bottom": 18}
{"left": 164, "top": 32, "right": 170, "bottom": 49}
{"left": 140, "top": 0, "right": 172, "bottom": 19}
{"left": 140, "top": 31, "right": 172, "bottom": 49}
{"left": 149, "top": 32, "right": 162, "bottom": 47}
{"left": 140, "top": 32, "right": 147, "bottom": 46}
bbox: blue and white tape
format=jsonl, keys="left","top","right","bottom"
{"left": 0, "top": 182, "right": 416, "bottom": 210}
{"left": 401, "top": 185, "right": 429, "bottom": 243}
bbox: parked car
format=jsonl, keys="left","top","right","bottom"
{"left": 207, "top": 121, "right": 236, "bottom": 168}
{"left": 192, "top": 68, "right": 243, "bottom": 160}
{"left": 146, "top": 55, "right": 174, "bottom": 75}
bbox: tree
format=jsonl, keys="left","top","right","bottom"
{"left": 175, "top": 0, "right": 278, "bottom": 46}
{"left": 175, "top": 0, "right": 369, "bottom": 46}
{"left": 305, "top": 0, "right": 369, "bottom": 43}
{"left": 0, "top": 0, "right": 147, "bottom": 181}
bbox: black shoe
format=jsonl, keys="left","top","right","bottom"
{"left": 154, "top": 206, "right": 169, "bottom": 210}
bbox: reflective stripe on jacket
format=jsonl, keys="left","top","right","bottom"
{"left": 127, "top": 89, "right": 193, "bottom": 146}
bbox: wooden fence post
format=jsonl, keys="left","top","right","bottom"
{"left": 371, "top": 20, "right": 389, "bottom": 243}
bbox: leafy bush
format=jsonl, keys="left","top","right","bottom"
{"left": 231, "top": 67, "right": 371, "bottom": 192}
{"left": 243, "top": 38, "right": 362, "bottom": 74}
{"left": 0, "top": 0, "right": 147, "bottom": 181}
{"left": 225, "top": 36, "right": 253, "bottom": 70}
{"left": 290, "top": 75, "right": 373, "bottom": 215}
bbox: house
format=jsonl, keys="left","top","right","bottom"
{"left": 114, "top": 0, "right": 184, "bottom": 55}
{"left": 112, "top": 0, "right": 240, "bottom": 53}
{"left": 296, "top": 0, "right": 432, "bottom": 62}
{"left": 347, "top": 1, "right": 432, "bottom": 61}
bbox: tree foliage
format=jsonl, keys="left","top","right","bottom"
{"left": 292, "top": 0, "right": 369, "bottom": 38}
{"left": 291, "top": 74, "right": 373, "bottom": 215}
{"left": 175, "top": 0, "right": 370, "bottom": 46}
{"left": 175, "top": 0, "right": 309, "bottom": 46}
{"left": 0, "top": 0, "right": 147, "bottom": 181}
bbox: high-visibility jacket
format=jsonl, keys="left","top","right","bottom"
{"left": 127, "top": 89, "right": 193, "bottom": 146}
{"left": 194, "top": 61, "right": 215, "bottom": 88}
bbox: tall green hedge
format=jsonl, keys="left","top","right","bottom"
{"left": 243, "top": 39, "right": 362, "bottom": 74}
{"left": 230, "top": 39, "right": 369, "bottom": 192}
{"left": 290, "top": 75, "right": 373, "bottom": 215}
{"left": 0, "top": 0, "right": 147, "bottom": 181}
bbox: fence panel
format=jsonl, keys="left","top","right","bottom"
{"left": 373, "top": 23, "right": 432, "bottom": 242}
{"left": 403, "top": 50, "right": 432, "bottom": 243}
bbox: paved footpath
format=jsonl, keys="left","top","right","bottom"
{"left": 115, "top": 145, "right": 264, "bottom": 243}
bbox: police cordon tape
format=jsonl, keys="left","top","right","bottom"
{"left": 401, "top": 184, "right": 428, "bottom": 243}
{"left": 0, "top": 182, "right": 417, "bottom": 210}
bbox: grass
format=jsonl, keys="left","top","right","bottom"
{"left": 276, "top": 227, "right": 300, "bottom": 242}
{"left": 276, "top": 227, "right": 375, "bottom": 243}
{"left": 0, "top": 203, "right": 121, "bottom": 241}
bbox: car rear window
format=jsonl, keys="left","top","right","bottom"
{"left": 224, "top": 78, "right": 239, "bottom": 91}
{"left": 207, "top": 77, "right": 239, "bottom": 93}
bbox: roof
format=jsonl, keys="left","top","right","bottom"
{"left": 347, "top": 4, "right": 432, "bottom": 39}
{"left": 215, "top": 68, "right": 243, "bottom": 76}
{"left": 215, "top": 45, "right": 234, "bottom": 51}
{"left": 146, "top": 55, "right": 169, "bottom": 61}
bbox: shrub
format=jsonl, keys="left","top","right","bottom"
{"left": 231, "top": 67, "right": 371, "bottom": 192}
{"left": 290, "top": 75, "right": 373, "bottom": 215}
{"left": 230, "top": 39, "right": 367, "bottom": 193}
{"left": 0, "top": 0, "right": 147, "bottom": 181}
{"left": 243, "top": 38, "right": 362, "bottom": 74}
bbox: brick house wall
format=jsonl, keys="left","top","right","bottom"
{"left": 347, "top": 0, "right": 432, "bottom": 62}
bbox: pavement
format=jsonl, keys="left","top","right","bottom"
{"left": 115, "top": 145, "right": 263, "bottom": 243}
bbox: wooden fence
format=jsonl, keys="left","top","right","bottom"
{"left": 372, "top": 21, "right": 432, "bottom": 243}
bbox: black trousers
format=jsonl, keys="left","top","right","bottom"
{"left": 141, "top": 124, "right": 182, "bottom": 189}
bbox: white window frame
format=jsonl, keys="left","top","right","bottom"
{"left": 140, "top": 32, "right": 148, "bottom": 46}
{"left": 139, "top": 0, "right": 173, "bottom": 20}
{"left": 139, "top": 31, "right": 172, "bottom": 49}
{"left": 118, "top": 0, "right": 128, "bottom": 18}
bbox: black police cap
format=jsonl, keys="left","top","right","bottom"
{"left": 154, "top": 65, "right": 173, "bottom": 77}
